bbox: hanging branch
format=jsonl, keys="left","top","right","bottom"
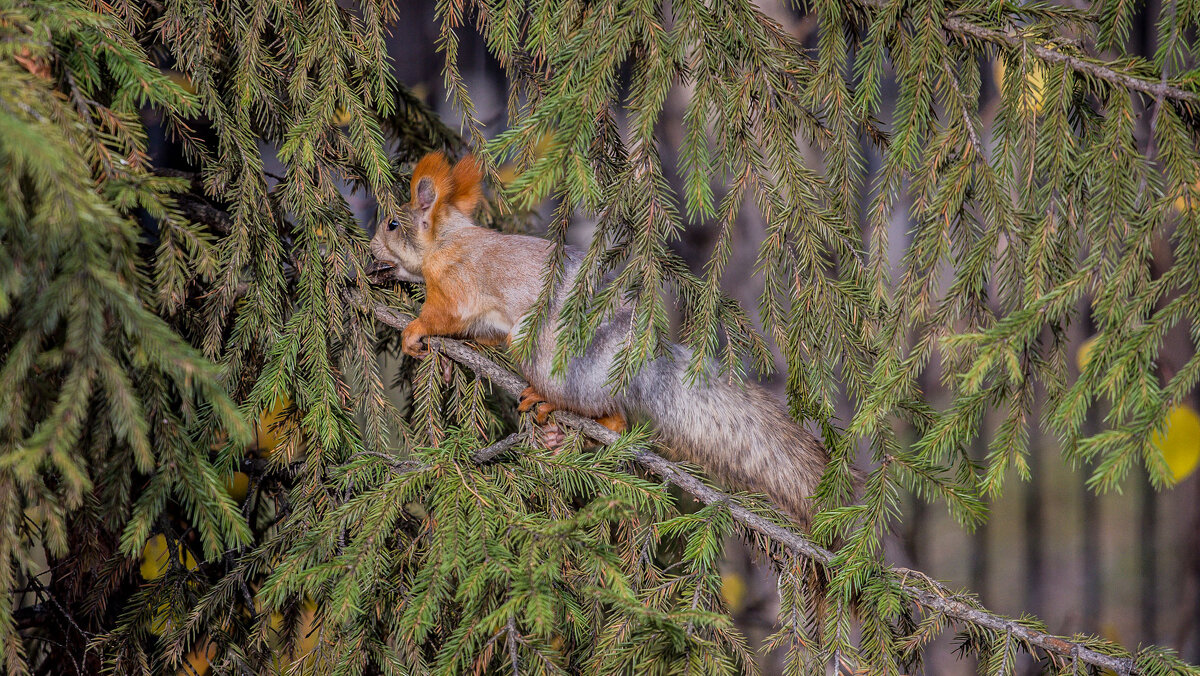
{"left": 368, "top": 302, "right": 1140, "bottom": 676}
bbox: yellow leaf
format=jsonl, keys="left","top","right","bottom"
{"left": 1076, "top": 336, "right": 1097, "bottom": 371}
{"left": 139, "top": 534, "right": 198, "bottom": 580}
{"left": 255, "top": 396, "right": 292, "bottom": 453}
{"left": 164, "top": 70, "right": 196, "bottom": 95}
{"left": 720, "top": 572, "right": 747, "bottom": 612}
{"left": 224, "top": 471, "right": 250, "bottom": 502}
{"left": 994, "top": 58, "right": 1047, "bottom": 114}
{"left": 175, "top": 639, "right": 215, "bottom": 676}
{"left": 295, "top": 599, "right": 319, "bottom": 655}
{"left": 265, "top": 599, "right": 321, "bottom": 669}
{"left": 1173, "top": 182, "right": 1200, "bottom": 213}
{"left": 1153, "top": 405, "right": 1200, "bottom": 483}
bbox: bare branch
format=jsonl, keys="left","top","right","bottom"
{"left": 473, "top": 433, "right": 523, "bottom": 464}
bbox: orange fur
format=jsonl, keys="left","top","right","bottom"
{"left": 411, "top": 153, "right": 454, "bottom": 214}
{"left": 450, "top": 155, "right": 483, "bottom": 215}
{"left": 400, "top": 281, "right": 469, "bottom": 357}
{"left": 410, "top": 152, "right": 483, "bottom": 232}
{"left": 595, "top": 413, "right": 627, "bottom": 433}
{"left": 400, "top": 236, "right": 510, "bottom": 356}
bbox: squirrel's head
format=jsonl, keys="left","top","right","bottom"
{"left": 367, "top": 151, "right": 482, "bottom": 284}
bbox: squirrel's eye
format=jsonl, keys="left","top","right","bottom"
{"left": 387, "top": 219, "right": 400, "bottom": 231}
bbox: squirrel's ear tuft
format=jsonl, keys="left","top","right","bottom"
{"left": 411, "top": 152, "right": 454, "bottom": 217}
{"left": 449, "top": 154, "right": 483, "bottom": 215}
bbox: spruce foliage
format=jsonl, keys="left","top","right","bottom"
{"left": 2, "top": 0, "right": 1200, "bottom": 674}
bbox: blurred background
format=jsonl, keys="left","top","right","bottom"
{"left": 133, "top": 1, "right": 1200, "bottom": 672}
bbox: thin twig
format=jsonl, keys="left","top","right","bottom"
{"left": 941, "top": 60, "right": 984, "bottom": 152}
{"left": 347, "top": 433, "right": 524, "bottom": 482}
{"left": 368, "top": 300, "right": 1140, "bottom": 675}
{"left": 473, "top": 433, "right": 523, "bottom": 463}
{"left": 506, "top": 616, "right": 520, "bottom": 675}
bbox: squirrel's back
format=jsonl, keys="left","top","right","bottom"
{"left": 516, "top": 251, "right": 830, "bottom": 525}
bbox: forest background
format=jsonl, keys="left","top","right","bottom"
{"left": 3, "top": 0, "right": 1200, "bottom": 674}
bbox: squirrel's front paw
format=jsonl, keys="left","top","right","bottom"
{"left": 401, "top": 325, "right": 429, "bottom": 358}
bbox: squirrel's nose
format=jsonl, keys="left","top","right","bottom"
{"left": 365, "top": 260, "right": 395, "bottom": 277}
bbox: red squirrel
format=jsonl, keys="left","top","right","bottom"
{"left": 367, "top": 152, "right": 829, "bottom": 524}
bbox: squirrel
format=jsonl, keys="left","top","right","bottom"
{"left": 366, "top": 151, "right": 831, "bottom": 525}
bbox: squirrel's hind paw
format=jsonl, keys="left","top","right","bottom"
{"left": 594, "top": 413, "right": 627, "bottom": 434}
{"left": 533, "top": 423, "right": 566, "bottom": 450}
{"left": 518, "top": 386, "right": 557, "bottom": 424}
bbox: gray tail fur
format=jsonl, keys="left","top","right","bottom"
{"left": 625, "top": 347, "right": 830, "bottom": 525}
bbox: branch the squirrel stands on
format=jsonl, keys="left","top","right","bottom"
{"left": 369, "top": 301, "right": 1139, "bottom": 676}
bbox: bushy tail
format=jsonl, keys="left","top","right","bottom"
{"left": 625, "top": 350, "right": 830, "bottom": 526}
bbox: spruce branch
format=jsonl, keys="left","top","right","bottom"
{"left": 368, "top": 301, "right": 1143, "bottom": 676}
{"left": 941, "top": 13, "right": 1199, "bottom": 105}
{"left": 851, "top": 0, "right": 1199, "bottom": 104}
